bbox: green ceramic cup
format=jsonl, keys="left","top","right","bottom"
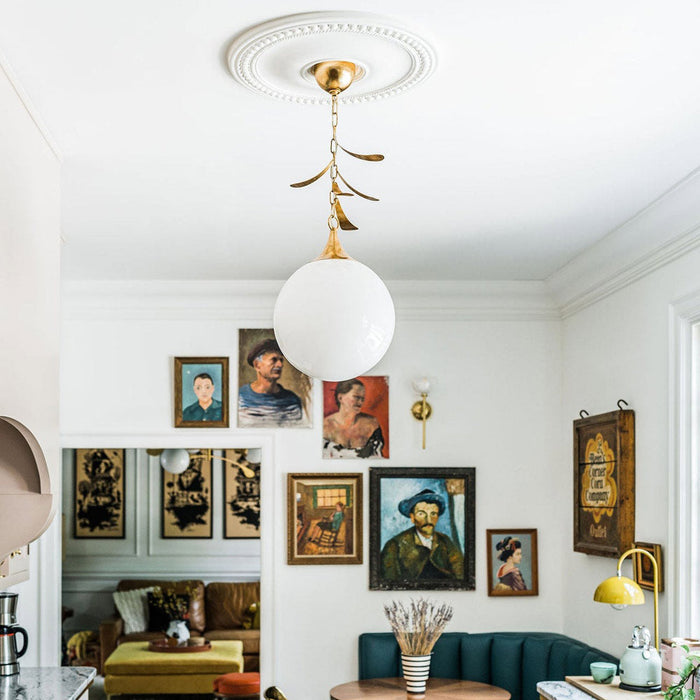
{"left": 590, "top": 662, "right": 617, "bottom": 684}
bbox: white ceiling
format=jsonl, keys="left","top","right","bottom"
{"left": 2, "top": 0, "right": 700, "bottom": 281}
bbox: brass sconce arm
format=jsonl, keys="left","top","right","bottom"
{"left": 411, "top": 379, "right": 433, "bottom": 449}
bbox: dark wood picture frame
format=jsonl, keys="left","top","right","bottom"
{"left": 223, "top": 449, "right": 261, "bottom": 539}
{"left": 74, "top": 449, "right": 125, "bottom": 539}
{"left": 287, "top": 473, "right": 363, "bottom": 565}
{"left": 369, "top": 467, "right": 476, "bottom": 591}
{"left": 174, "top": 356, "right": 229, "bottom": 428}
{"left": 486, "top": 528, "right": 539, "bottom": 596}
{"left": 161, "top": 454, "right": 213, "bottom": 539}
{"left": 573, "top": 408, "right": 635, "bottom": 557}
{"left": 633, "top": 541, "right": 664, "bottom": 592}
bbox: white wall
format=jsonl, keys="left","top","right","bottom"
{"left": 0, "top": 60, "right": 61, "bottom": 664}
{"left": 61, "top": 280, "right": 563, "bottom": 699}
{"left": 560, "top": 245, "right": 700, "bottom": 654}
{"left": 61, "top": 448, "right": 261, "bottom": 636}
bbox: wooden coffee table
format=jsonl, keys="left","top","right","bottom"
{"left": 104, "top": 640, "right": 243, "bottom": 698}
{"left": 330, "top": 678, "right": 511, "bottom": 700}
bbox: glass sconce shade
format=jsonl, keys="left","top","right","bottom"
{"left": 412, "top": 377, "right": 431, "bottom": 395}
{"left": 159, "top": 449, "right": 191, "bottom": 474}
{"left": 593, "top": 575, "right": 645, "bottom": 606}
{"left": 273, "top": 257, "right": 395, "bottom": 381}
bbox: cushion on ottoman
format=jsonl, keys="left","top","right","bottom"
{"left": 214, "top": 672, "right": 261, "bottom": 696}
{"left": 105, "top": 640, "right": 243, "bottom": 675}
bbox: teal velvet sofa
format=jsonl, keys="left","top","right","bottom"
{"left": 358, "top": 632, "right": 618, "bottom": 700}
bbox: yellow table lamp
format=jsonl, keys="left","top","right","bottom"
{"left": 593, "top": 547, "right": 661, "bottom": 691}
{"left": 593, "top": 547, "right": 659, "bottom": 648}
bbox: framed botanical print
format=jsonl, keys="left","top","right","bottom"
{"left": 486, "top": 529, "right": 539, "bottom": 596}
{"left": 573, "top": 408, "right": 635, "bottom": 557}
{"left": 288, "top": 473, "right": 362, "bottom": 565}
{"left": 162, "top": 454, "right": 212, "bottom": 538}
{"left": 369, "top": 467, "right": 476, "bottom": 591}
{"left": 633, "top": 542, "right": 664, "bottom": 592}
{"left": 223, "top": 448, "right": 261, "bottom": 539}
{"left": 74, "top": 449, "right": 125, "bottom": 538}
{"left": 174, "top": 356, "right": 229, "bottom": 428}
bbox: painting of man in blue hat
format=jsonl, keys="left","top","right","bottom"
{"left": 380, "top": 485, "right": 463, "bottom": 581}
{"left": 370, "top": 468, "right": 475, "bottom": 590}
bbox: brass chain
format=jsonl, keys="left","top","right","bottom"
{"left": 327, "top": 93, "right": 339, "bottom": 231}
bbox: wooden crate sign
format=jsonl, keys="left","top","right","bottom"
{"left": 573, "top": 409, "right": 635, "bottom": 557}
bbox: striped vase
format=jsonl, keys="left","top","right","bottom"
{"left": 401, "top": 653, "right": 431, "bottom": 695}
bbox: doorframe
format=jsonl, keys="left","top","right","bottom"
{"left": 669, "top": 291, "right": 700, "bottom": 635}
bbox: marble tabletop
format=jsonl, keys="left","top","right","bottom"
{"left": 537, "top": 681, "right": 597, "bottom": 700}
{"left": 0, "top": 666, "right": 96, "bottom": 700}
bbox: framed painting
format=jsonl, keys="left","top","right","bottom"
{"left": 288, "top": 473, "right": 363, "bottom": 565}
{"left": 174, "top": 356, "right": 229, "bottom": 428}
{"left": 369, "top": 467, "right": 476, "bottom": 591}
{"left": 74, "top": 449, "right": 125, "bottom": 538}
{"left": 486, "top": 529, "right": 539, "bottom": 596}
{"left": 322, "top": 376, "right": 389, "bottom": 459}
{"left": 633, "top": 541, "right": 664, "bottom": 592}
{"left": 237, "top": 329, "right": 312, "bottom": 428}
{"left": 573, "top": 408, "right": 635, "bottom": 557}
{"left": 162, "top": 454, "right": 213, "bottom": 538}
{"left": 223, "top": 448, "right": 261, "bottom": 539}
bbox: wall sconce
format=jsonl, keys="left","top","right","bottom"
{"left": 411, "top": 378, "right": 433, "bottom": 450}
{"left": 148, "top": 448, "right": 255, "bottom": 478}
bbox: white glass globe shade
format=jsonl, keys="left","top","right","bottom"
{"left": 160, "top": 449, "right": 190, "bottom": 474}
{"left": 273, "top": 258, "right": 395, "bottom": 381}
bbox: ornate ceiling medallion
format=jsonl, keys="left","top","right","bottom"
{"left": 226, "top": 11, "right": 436, "bottom": 104}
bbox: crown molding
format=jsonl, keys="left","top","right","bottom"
{"left": 62, "top": 279, "right": 560, "bottom": 322}
{"left": 547, "top": 166, "right": 700, "bottom": 318}
{"left": 0, "top": 48, "right": 62, "bottom": 162}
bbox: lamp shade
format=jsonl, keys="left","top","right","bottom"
{"left": 593, "top": 575, "right": 645, "bottom": 605}
{"left": 159, "top": 449, "right": 191, "bottom": 474}
{"left": 273, "top": 257, "right": 395, "bottom": 381}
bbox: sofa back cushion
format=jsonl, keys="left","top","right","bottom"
{"left": 205, "top": 581, "right": 260, "bottom": 630}
{"left": 358, "top": 632, "right": 618, "bottom": 700}
{"left": 116, "top": 579, "right": 206, "bottom": 633}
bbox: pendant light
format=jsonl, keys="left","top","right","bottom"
{"left": 273, "top": 61, "right": 395, "bottom": 382}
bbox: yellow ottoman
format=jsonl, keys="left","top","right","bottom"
{"left": 104, "top": 640, "right": 244, "bottom": 697}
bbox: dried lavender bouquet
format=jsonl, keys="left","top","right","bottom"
{"left": 383, "top": 598, "right": 453, "bottom": 655}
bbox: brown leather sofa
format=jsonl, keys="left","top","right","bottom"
{"left": 99, "top": 579, "right": 260, "bottom": 675}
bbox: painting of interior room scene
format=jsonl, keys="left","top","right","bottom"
{"left": 288, "top": 473, "right": 362, "bottom": 565}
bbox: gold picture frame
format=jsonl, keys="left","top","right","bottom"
{"left": 633, "top": 541, "right": 664, "bottom": 592}
{"left": 486, "top": 529, "right": 539, "bottom": 596}
{"left": 162, "top": 454, "right": 213, "bottom": 538}
{"left": 174, "top": 356, "right": 229, "bottom": 428}
{"left": 288, "top": 473, "right": 362, "bottom": 565}
{"left": 223, "top": 449, "right": 260, "bottom": 539}
{"left": 74, "top": 449, "right": 125, "bottom": 539}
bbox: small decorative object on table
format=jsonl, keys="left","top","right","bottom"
{"left": 148, "top": 585, "right": 195, "bottom": 647}
{"left": 384, "top": 598, "right": 453, "bottom": 697}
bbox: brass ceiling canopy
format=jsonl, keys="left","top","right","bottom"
{"left": 312, "top": 60, "right": 357, "bottom": 95}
